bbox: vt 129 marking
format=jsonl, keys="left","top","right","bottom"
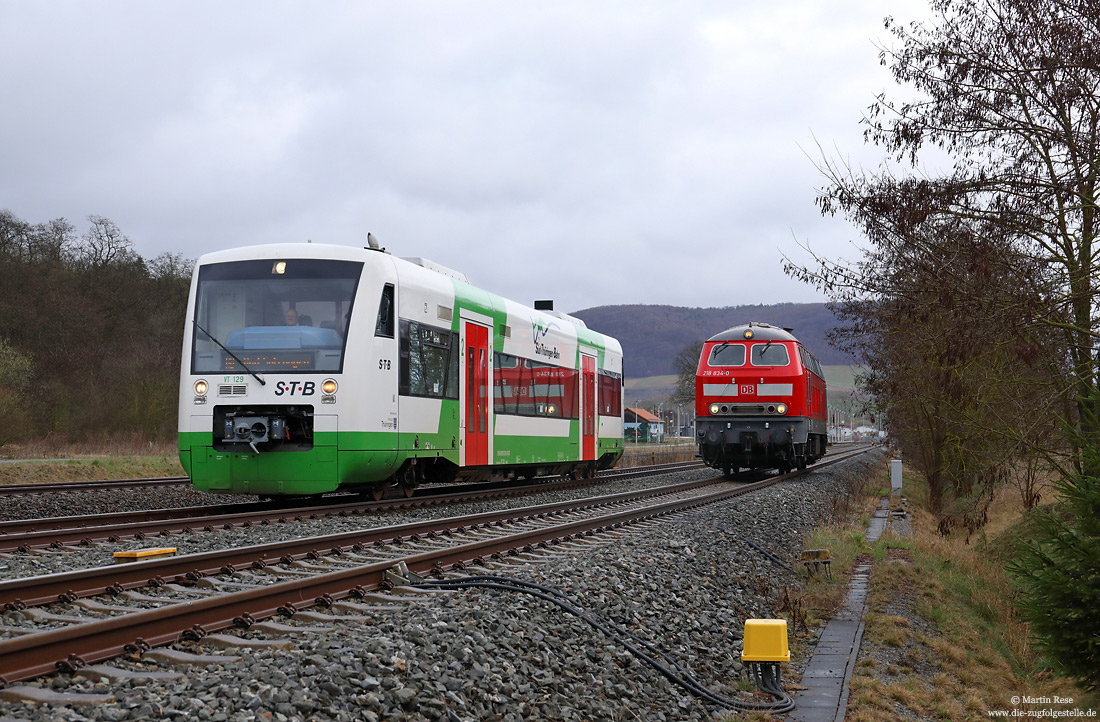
{"left": 274, "top": 381, "right": 315, "bottom": 396}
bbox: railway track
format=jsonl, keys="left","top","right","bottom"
{"left": 0, "top": 457, "right": 702, "bottom": 497}
{"left": 0, "top": 476, "right": 190, "bottom": 496}
{"left": 0, "top": 461, "right": 704, "bottom": 551}
{"left": 0, "top": 445, "right": 871, "bottom": 688}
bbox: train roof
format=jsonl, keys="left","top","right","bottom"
{"left": 707, "top": 322, "right": 798, "bottom": 342}
{"left": 191, "top": 242, "right": 619, "bottom": 356}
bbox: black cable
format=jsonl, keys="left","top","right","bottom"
{"left": 732, "top": 534, "right": 793, "bottom": 571}
{"left": 414, "top": 575, "right": 795, "bottom": 713}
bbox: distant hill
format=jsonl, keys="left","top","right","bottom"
{"left": 571, "top": 303, "right": 853, "bottom": 379}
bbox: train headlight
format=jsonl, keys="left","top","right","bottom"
{"left": 194, "top": 380, "right": 208, "bottom": 395}
{"left": 776, "top": 403, "right": 788, "bottom": 415}
{"left": 709, "top": 403, "right": 720, "bottom": 415}
{"left": 322, "top": 379, "right": 338, "bottom": 394}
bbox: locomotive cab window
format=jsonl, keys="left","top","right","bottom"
{"left": 708, "top": 342, "right": 746, "bottom": 367}
{"left": 191, "top": 259, "right": 363, "bottom": 374}
{"left": 750, "top": 342, "right": 790, "bottom": 367}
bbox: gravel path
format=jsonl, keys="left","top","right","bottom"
{"left": 0, "top": 452, "right": 883, "bottom": 721}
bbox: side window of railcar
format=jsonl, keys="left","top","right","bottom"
{"left": 750, "top": 342, "right": 790, "bottom": 366}
{"left": 598, "top": 370, "right": 622, "bottom": 416}
{"left": 493, "top": 352, "right": 578, "bottom": 418}
{"left": 709, "top": 343, "right": 746, "bottom": 367}
{"left": 375, "top": 284, "right": 395, "bottom": 338}
{"left": 799, "top": 345, "right": 824, "bottom": 379}
{"left": 398, "top": 319, "right": 457, "bottom": 398}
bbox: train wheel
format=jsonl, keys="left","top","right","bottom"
{"left": 370, "top": 486, "right": 386, "bottom": 501}
{"left": 402, "top": 484, "right": 416, "bottom": 498}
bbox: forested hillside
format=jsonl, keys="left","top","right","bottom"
{"left": 572, "top": 302, "right": 851, "bottom": 378}
{"left": 0, "top": 209, "right": 851, "bottom": 445}
{"left": 0, "top": 211, "right": 191, "bottom": 445}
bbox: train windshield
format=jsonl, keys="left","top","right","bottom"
{"left": 750, "top": 342, "right": 790, "bottom": 366}
{"left": 709, "top": 342, "right": 746, "bottom": 367}
{"left": 191, "top": 259, "right": 363, "bottom": 374}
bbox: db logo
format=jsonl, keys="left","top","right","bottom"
{"left": 740, "top": 384, "right": 754, "bottom": 396}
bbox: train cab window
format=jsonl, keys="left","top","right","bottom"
{"left": 375, "top": 284, "right": 395, "bottom": 338}
{"left": 191, "top": 258, "right": 362, "bottom": 374}
{"left": 750, "top": 342, "right": 790, "bottom": 367}
{"left": 708, "top": 342, "right": 746, "bottom": 367}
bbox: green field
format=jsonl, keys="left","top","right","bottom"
{"left": 823, "top": 364, "right": 863, "bottom": 393}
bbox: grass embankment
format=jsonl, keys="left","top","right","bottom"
{"left": 618, "top": 442, "right": 697, "bottom": 468}
{"left": 794, "top": 462, "right": 1096, "bottom": 720}
{"left": 1, "top": 439, "right": 695, "bottom": 483}
{"left": 0, "top": 438, "right": 183, "bottom": 485}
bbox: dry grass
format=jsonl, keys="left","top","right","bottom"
{"left": 837, "top": 466, "right": 1098, "bottom": 720}
{"left": 1, "top": 433, "right": 177, "bottom": 459}
{"left": 0, "top": 435, "right": 183, "bottom": 485}
{"left": 618, "top": 443, "right": 697, "bottom": 468}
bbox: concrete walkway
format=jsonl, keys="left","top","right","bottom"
{"left": 789, "top": 499, "right": 890, "bottom": 722}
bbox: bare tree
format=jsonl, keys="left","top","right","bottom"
{"left": 79, "top": 215, "right": 136, "bottom": 269}
{"left": 671, "top": 339, "right": 703, "bottom": 407}
{"left": 866, "top": 0, "right": 1100, "bottom": 468}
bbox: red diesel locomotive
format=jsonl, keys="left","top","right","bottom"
{"left": 695, "top": 322, "right": 827, "bottom": 475}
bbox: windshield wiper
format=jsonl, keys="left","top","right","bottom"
{"left": 760, "top": 340, "right": 774, "bottom": 355}
{"left": 194, "top": 321, "right": 266, "bottom": 386}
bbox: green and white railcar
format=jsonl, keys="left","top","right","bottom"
{"left": 178, "top": 242, "right": 624, "bottom": 498}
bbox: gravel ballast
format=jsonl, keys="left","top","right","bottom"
{"left": 0, "top": 471, "right": 720, "bottom": 581}
{"left": 0, "top": 452, "right": 883, "bottom": 721}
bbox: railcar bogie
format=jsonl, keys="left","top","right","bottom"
{"left": 178, "top": 242, "right": 625, "bottom": 497}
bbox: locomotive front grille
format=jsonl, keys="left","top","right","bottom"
{"left": 218, "top": 384, "right": 248, "bottom": 397}
{"left": 720, "top": 404, "right": 772, "bottom": 415}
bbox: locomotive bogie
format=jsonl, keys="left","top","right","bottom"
{"left": 179, "top": 243, "right": 624, "bottom": 497}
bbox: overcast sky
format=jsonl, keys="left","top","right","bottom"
{"left": 1, "top": 1, "right": 931, "bottom": 313}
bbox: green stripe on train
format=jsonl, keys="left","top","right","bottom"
{"left": 179, "top": 427, "right": 622, "bottom": 496}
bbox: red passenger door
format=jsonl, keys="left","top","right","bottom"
{"left": 581, "top": 355, "right": 596, "bottom": 461}
{"left": 465, "top": 322, "right": 490, "bottom": 466}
